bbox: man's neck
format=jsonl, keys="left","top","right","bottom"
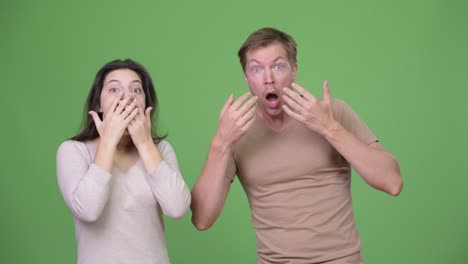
{"left": 257, "top": 110, "right": 292, "bottom": 133}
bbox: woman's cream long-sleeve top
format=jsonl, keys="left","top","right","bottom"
{"left": 56, "top": 139, "right": 191, "bottom": 264}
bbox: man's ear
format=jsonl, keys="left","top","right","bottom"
{"left": 292, "top": 63, "right": 298, "bottom": 80}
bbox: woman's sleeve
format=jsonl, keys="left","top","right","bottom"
{"left": 56, "top": 140, "right": 112, "bottom": 222}
{"left": 145, "top": 140, "right": 191, "bottom": 219}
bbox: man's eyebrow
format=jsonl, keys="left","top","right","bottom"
{"left": 247, "top": 59, "right": 261, "bottom": 65}
{"left": 273, "top": 57, "right": 287, "bottom": 62}
{"left": 247, "top": 57, "right": 286, "bottom": 65}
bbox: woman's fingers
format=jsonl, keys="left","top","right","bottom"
{"left": 88, "top": 111, "right": 103, "bottom": 135}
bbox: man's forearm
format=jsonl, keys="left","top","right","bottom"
{"left": 324, "top": 121, "right": 403, "bottom": 196}
{"left": 191, "top": 139, "right": 234, "bottom": 230}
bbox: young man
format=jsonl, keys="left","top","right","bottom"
{"left": 191, "top": 27, "right": 402, "bottom": 264}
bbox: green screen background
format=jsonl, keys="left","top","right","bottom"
{"left": 2, "top": 0, "right": 467, "bottom": 263}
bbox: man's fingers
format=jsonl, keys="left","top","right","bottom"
{"left": 291, "top": 83, "right": 316, "bottom": 102}
{"left": 282, "top": 93, "right": 304, "bottom": 113}
{"left": 241, "top": 112, "right": 256, "bottom": 132}
{"left": 230, "top": 92, "right": 252, "bottom": 111}
{"left": 282, "top": 87, "right": 308, "bottom": 108}
{"left": 220, "top": 94, "right": 234, "bottom": 116}
{"left": 322, "top": 80, "right": 331, "bottom": 103}
{"left": 282, "top": 105, "right": 304, "bottom": 123}
{"left": 238, "top": 104, "right": 257, "bottom": 127}
{"left": 237, "top": 96, "right": 258, "bottom": 116}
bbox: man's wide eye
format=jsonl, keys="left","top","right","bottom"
{"left": 274, "top": 64, "right": 285, "bottom": 70}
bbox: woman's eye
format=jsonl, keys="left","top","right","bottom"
{"left": 109, "top": 88, "right": 119, "bottom": 93}
{"left": 132, "top": 88, "right": 143, "bottom": 94}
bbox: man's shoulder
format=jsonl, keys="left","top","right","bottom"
{"left": 331, "top": 98, "right": 347, "bottom": 109}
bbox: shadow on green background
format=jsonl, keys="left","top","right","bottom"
{"left": 2, "top": 0, "right": 467, "bottom": 263}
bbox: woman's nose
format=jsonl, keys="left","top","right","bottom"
{"left": 121, "top": 93, "right": 135, "bottom": 106}
{"left": 123, "top": 90, "right": 135, "bottom": 99}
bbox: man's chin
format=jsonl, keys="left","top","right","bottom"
{"left": 263, "top": 106, "right": 283, "bottom": 117}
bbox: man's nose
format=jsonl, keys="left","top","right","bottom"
{"left": 264, "top": 69, "right": 275, "bottom": 85}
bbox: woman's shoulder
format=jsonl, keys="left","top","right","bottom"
{"left": 156, "top": 139, "right": 176, "bottom": 154}
{"left": 156, "top": 138, "right": 170, "bottom": 148}
{"left": 58, "top": 139, "right": 90, "bottom": 149}
{"left": 57, "top": 140, "right": 93, "bottom": 158}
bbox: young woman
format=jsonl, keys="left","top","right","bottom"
{"left": 57, "top": 59, "right": 190, "bottom": 264}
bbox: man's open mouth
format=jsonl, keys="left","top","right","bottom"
{"left": 266, "top": 93, "right": 278, "bottom": 102}
{"left": 265, "top": 92, "right": 280, "bottom": 108}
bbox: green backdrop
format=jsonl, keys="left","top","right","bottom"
{"left": 2, "top": 0, "right": 467, "bottom": 263}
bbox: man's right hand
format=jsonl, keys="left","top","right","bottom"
{"left": 191, "top": 92, "right": 256, "bottom": 230}
{"left": 212, "top": 92, "right": 257, "bottom": 153}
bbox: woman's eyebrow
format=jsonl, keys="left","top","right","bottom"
{"left": 105, "top": 80, "right": 121, "bottom": 85}
{"left": 105, "top": 79, "right": 142, "bottom": 85}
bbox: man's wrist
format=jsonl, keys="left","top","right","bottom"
{"left": 323, "top": 120, "right": 343, "bottom": 141}
{"left": 211, "top": 134, "right": 232, "bottom": 155}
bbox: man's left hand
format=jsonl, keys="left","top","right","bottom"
{"left": 282, "top": 80, "right": 337, "bottom": 136}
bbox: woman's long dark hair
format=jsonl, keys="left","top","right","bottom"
{"left": 71, "top": 59, "right": 166, "bottom": 143}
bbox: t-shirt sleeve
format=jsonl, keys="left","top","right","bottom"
{"left": 56, "top": 140, "right": 112, "bottom": 222}
{"left": 332, "top": 99, "right": 378, "bottom": 144}
{"left": 145, "top": 140, "right": 191, "bottom": 219}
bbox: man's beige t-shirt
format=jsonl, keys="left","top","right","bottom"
{"left": 227, "top": 99, "right": 377, "bottom": 264}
